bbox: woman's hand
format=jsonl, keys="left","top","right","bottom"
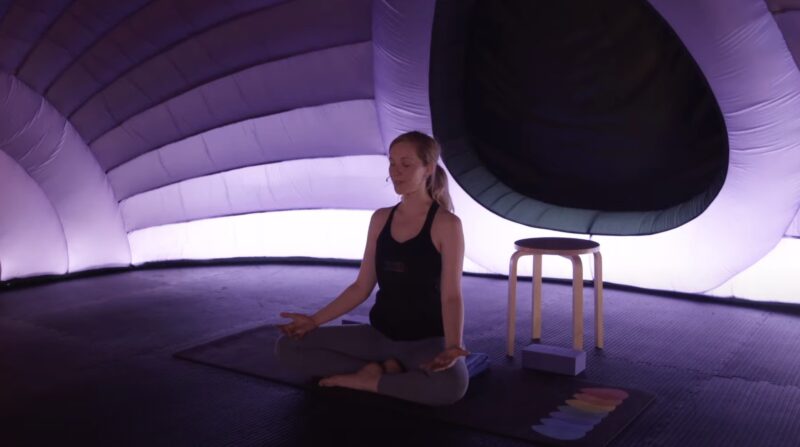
{"left": 420, "top": 346, "right": 470, "bottom": 373}
{"left": 278, "top": 312, "right": 318, "bottom": 339}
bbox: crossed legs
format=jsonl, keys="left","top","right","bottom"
{"left": 274, "top": 324, "right": 468, "bottom": 406}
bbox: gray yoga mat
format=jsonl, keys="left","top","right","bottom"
{"left": 175, "top": 324, "right": 654, "bottom": 446}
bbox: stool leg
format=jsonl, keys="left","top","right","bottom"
{"left": 593, "top": 252, "right": 604, "bottom": 349}
{"left": 532, "top": 254, "right": 542, "bottom": 342}
{"left": 570, "top": 255, "right": 584, "bottom": 351}
{"left": 507, "top": 251, "right": 524, "bottom": 357}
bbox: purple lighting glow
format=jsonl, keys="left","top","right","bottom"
{"left": 0, "top": 0, "right": 798, "bottom": 303}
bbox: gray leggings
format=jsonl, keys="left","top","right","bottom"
{"left": 274, "top": 324, "right": 469, "bottom": 406}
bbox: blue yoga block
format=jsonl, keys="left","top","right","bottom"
{"left": 340, "top": 314, "right": 490, "bottom": 378}
{"left": 464, "top": 352, "right": 490, "bottom": 378}
{"left": 522, "top": 344, "right": 586, "bottom": 376}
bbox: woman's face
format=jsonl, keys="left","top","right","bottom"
{"left": 389, "top": 142, "right": 433, "bottom": 196}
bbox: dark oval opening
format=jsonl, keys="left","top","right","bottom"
{"left": 430, "top": 0, "right": 728, "bottom": 235}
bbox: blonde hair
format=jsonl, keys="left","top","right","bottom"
{"left": 389, "top": 131, "right": 453, "bottom": 212}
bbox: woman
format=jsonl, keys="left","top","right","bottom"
{"left": 274, "top": 131, "right": 470, "bottom": 407}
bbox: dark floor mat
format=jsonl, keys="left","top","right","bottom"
{"left": 652, "top": 376, "right": 800, "bottom": 447}
{"left": 175, "top": 324, "right": 655, "bottom": 447}
{"left": 721, "top": 312, "right": 800, "bottom": 387}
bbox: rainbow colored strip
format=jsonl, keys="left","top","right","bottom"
{"left": 531, "top": 387, "right": 630, "bottom": 441}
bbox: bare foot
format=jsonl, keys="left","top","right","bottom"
{"left": 382, "top": 357, "right": 404, "bottom": 374}
{"left": 318, "top": 362, "right": 382, "bottom": 392}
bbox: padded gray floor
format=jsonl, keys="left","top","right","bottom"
{"left": 721, "top": 312, "right": 800, "bottom": 386}
{"left": 2, "top": 262, "right": 799, "bottom": 446}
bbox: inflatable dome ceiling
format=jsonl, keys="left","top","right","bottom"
{"left": 0, "top": 0, "right": 798, "bottom": 302}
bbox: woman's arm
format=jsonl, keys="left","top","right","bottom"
{"left": 420, "top": 212, "right": 469, "bottom": 372}
{"left": 308, "top": 209, "right": 387, "bottom": 326}
{"left": 438, "top": 213, "right": 466, "bottom": 350}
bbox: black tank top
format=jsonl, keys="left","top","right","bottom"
{"left": 369, "top": 202, "right": 444, "bottom": 341}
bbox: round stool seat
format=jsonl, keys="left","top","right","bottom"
{"left": 515, "top": 237, "right": 599, "bottom": 255}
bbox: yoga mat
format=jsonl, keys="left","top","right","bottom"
{"left": 175, "top": 325, "right": 654, "bottom": 446}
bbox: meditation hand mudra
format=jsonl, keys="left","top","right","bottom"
{"left": 275, "top": 131, "right": 471, "bottom": 406}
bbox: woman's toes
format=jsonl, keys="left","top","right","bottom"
{"left": 382, "top": 358, "right": 404, "bottom": 374}
{"left": 360, "top": 362, "right": 384, "bottom": 376}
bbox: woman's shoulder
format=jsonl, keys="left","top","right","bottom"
{"left": 431, "top": 207, "right": 463, "bottom": 251}
{"left": 375, "top": 205, "right": 395, "bottom": 214}
{"left": 372, "top": 206, "right": 394, "bottom": 219}
{"left": 369, "top": 206, "right": 394, "bottom": 229}
{"left": 433, "top": 207, "right": 462, "bottom": 231}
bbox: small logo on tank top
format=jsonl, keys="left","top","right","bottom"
{"left": 384, "top": 260, "right": 406, "bottom": 273}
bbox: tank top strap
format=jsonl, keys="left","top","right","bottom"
{"left": 386, "top": 204, "right": 399, "bottom": 226}
{"left": 422, "top": 201, "right": 440, "bottom": 234}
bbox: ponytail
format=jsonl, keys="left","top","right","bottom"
{"left": 427, "top": 164, "right": 453, "bottom": 212}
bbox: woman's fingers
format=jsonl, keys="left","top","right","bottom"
{"left": 420, "top": 347, "right": 470, "bottom": 372}
{"left": 277, "top": 311, "right": 317, "bottom": 340}
{"left": 447, "top": 347, "right": 470, "bottom": 357}
{"left": 431, "top": 359, "right": 456, "bottom": 372}
{"left": 280, "top": 312, "right": 316, "bottom": 328}
{"left": 420, "top": 357, "right": 451, "bottom": 373}
{"left": 280, "top": 312, "right": 301, "bottom": 320}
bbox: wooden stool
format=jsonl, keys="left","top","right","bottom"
{"left": 507, "top": 237, "right": 603, "bottom": 356}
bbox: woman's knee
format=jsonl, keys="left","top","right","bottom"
{"left": 274, "top": 334, "right": 303, "bottom": 366}
{"left": 437, "top": 366, "right": 470, "bottom": 405}
{"left": 420, "top": 364, "right": 469, "bottom": 406}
